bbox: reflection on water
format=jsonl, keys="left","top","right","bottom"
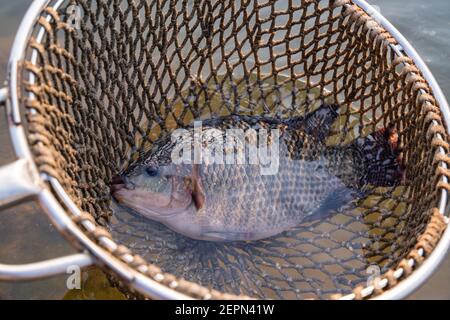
{"left": 0, "top": 0, "right": 449, "bottom": 299}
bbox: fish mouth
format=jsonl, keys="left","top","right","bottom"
{"left": 110, "top": 174, "right": 124, "bottom": 185}
{"left": 110, "top": 174, "right": 137, "bottom": 190}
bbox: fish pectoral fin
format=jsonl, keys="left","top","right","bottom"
{"left": 305, "top": 187, "right": 363, "bottom": 222}
{"left": 184, "top": 164, "right": 206, "bottom": 210}
{"left": 191, "top": 179, "right": 205, "bottom": 210}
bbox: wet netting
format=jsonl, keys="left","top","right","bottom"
{"left": 21, "top": 0, "right": 448, "bottom": 299}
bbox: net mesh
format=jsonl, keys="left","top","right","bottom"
{"left": 19, "top": 0, "right": 448, "bottom": 299}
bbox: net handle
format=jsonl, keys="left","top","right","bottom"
{"left": 0, "top": 89, "right": 40, "bottom": 206}
{"left": 0, "top": 253, "right": 93, "bottom": 281}
{"left": 0, "top": 88, "right": 94, "bottom": 281}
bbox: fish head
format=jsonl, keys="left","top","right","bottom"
{"left": 110, "top": 163, "right": 201, "bottom": 223}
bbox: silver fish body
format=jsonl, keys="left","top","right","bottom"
{"left": 111, "top": 105, "right": 403, "bottom": 241}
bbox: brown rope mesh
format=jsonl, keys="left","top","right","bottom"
{"left": 19, "top": 0, "right": 449, "bottom": 299}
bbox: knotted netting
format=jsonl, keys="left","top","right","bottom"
{"left": 20, "top": 0, "right": 448, "bottom": 299}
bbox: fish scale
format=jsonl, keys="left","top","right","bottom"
{"left": 166, "top": 125, "right": 344, "bottom": 236}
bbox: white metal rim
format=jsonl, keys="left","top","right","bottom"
{"left": 3, "top": 0, "right": 450, "bottom": 300}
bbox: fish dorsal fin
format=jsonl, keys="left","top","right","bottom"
{"left": 286, "top": 104, "right": 340, "bottom": 142}
{"left": 303, "top": 104, "right": 340, "bottom": 142}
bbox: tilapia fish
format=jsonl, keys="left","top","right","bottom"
{"left": 111, "top": 104, "right": 404, "bottom": 241}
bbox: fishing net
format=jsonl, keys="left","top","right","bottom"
{"left": 20, "top": 0, "right": 448, "bottom": 299}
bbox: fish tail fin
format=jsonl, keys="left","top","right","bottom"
{"left": 352, "top": 124, "right": 405, "bottom": 187}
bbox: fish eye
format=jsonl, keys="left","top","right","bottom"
{"left": 145, "top": 167, "right": 159, "bottom": 177}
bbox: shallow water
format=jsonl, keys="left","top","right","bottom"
{"left": 0, "top": 0, "right": 449, "bottom": 299}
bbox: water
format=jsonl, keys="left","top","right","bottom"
{"left": 371, "top": 0, "right": 450, "bottom": 95}
{"left": 0, "top": 0, "right": 449, "bottom": 299}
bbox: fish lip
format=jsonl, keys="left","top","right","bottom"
{"left": 110, "top": 174, "right": 124, "bottom": 185}
{"left": 110, "top": 177, "right": 136, "bottom": 204}
{"left": 110, "top": 183, "right": 125, "bottom": 195}
{"left": 110, "top": 175, "right": 135, "bottom": 193}
{"left": 110, "top": 183, "right": 132, "bottom": 202}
